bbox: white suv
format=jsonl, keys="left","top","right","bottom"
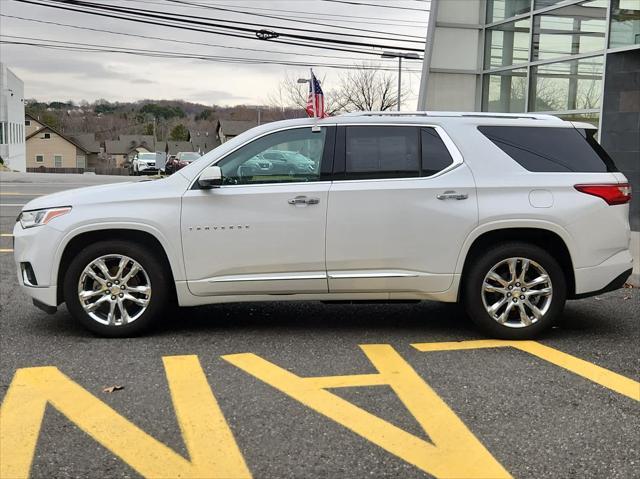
{"left": 13, "top": 112, "right": 633, "bottom": 338}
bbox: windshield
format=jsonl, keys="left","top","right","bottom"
{"left": 138, "top": 153, "right": 156, "bottom": 160}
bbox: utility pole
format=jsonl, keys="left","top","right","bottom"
{"left": 381, "top": 51, "right": 422, "bottom": 111}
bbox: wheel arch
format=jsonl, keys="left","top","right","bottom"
{"left": 55, "top": 226, "right": 182, "bottom": 304}
{"left": 458, "top": 224, "right": 576, "bottom": 300}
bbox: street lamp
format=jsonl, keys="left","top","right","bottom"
{"left": 381, "top": 51, "right": 421, "bottom": 111}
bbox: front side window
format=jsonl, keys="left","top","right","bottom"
{"left": 344, "top": 126, "right": 420, "bottom": 180}
{"left": 44, "top": 133, "right": 51, "bottom": 139}
{"left": 35, "top": 155, "right": 44, "bottom": 163}
{"left": 54, "top": 155, "right": 63, "bottom": 168}
{"left": 25, "top": 120, "right": 31, "bottom": 126}
{"left": 218, "top": 127, "right": 327, "bottom": 185}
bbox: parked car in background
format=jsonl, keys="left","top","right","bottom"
{"left": 13, "top": 113, "right": 632, "bottom": 338}
{"left": 131, "top": 153, "right": 159, "bottom": 176}
{"left": 239, "top": 149, "right": 317, "bottom": 181}
{"left": 165, "top": 152, "right": 201, "bottom": 175}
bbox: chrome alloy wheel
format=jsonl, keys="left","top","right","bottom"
{"left": 78, "top": 254, "right": 151, "bottom": 326}
{"left": 481, "top": 257, "right": 553, "bottom": 328}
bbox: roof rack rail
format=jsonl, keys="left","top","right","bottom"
{"left": 339, "top": 111, "right": 562, "bottom": 121}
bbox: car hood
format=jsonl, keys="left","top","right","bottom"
{"left": 22, "top": 176, "right": 187, "bottom": 211}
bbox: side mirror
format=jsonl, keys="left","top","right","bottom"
{"left": 198, "top": 165, "right": 223, "bottom": 189}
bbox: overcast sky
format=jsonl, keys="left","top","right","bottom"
{"left": 0, "top": 0, "right": 429, "bottom": 107}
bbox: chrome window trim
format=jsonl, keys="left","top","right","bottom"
{"left": 333, "top": 122, "right": 464, "bottom": 183}
{"left": 189, "top": 122, "right": 465, "bottom": 189}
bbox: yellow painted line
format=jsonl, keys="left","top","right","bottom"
{"left": 0, "top": 249, "right": 13, "bottom": 253}
{"left": 224, "top": 345, "right": 510, "bottom": 479}
{"left": 0, "top": 233, "right": 13, "bottom": 237}
{"left": 0, "top": 355, "right": 251, "bottom": 479}
{"left": 412, "top": 340, "right": 640, "bottom": 401}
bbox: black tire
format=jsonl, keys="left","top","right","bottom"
{"left": 462, "top": 242, "right": 566, "bottom": 339}
{"left": 63, "top": 240, "right": 171, "bottom": 337}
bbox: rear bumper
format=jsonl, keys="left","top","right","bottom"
{"left": 572, "top": 268, "right": 632, "bottom": 299}
{"left": 573, "top": 249, "right": 633, "bottom": 297}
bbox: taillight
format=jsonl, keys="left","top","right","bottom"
{"left": 575, "top": 183, "right": 631, "bottom": 205}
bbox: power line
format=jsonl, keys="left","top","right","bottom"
{"left": 124, "top": 0, "right": 429, "bottom": 26}
{"left": 319, "top": 0, "right": 430, "bottom": 12}
{"left": 164, "top": 0, "right": 425, "bottom": 40}
{"left": 0, "top": 36, "right": 424, "bottom": 72}
{"left": 28, "top": 0, "right": 425, "bottom": 49}
{"left": 14, "top": 0, "right": 423, "bottom": 56}
{"left": 0, "top": 14, "right": 409, "bottom": 62}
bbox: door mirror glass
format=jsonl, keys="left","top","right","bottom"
{"left": 198, "top": 165, "right": 223, "bottom": 189}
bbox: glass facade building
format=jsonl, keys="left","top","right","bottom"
{"left": 419, "top": 0, "right": 640, "bottom": 228}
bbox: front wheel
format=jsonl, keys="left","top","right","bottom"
{"left": 63, "top": 240, "right": 171, "bottom": 337}
{"left": 463, "top": 242, "right": 567, "bottom": 339}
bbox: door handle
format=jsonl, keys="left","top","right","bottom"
{"left": 437, "top": 191, "right": 468, "bottom": 200}
{"left": 288, "top": 195, "right": 320, "bottom": 205}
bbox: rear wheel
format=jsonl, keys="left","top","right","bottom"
{"left": 63, "top": 240, "right": 171, "bottom": 337}
{"left": 463, "top": 242, "right": 566, "bottom": 339}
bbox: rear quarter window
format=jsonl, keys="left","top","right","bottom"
{"left": 478, "top": 126, "right": 618, "bottom": 173}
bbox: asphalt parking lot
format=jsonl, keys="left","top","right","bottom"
{"left": 0, "top": 172, "right": 638, "bottom": 479}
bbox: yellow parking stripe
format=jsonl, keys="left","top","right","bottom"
{"left": 412, "top": 340, "right": 640, "bottom": 401}
{"left": 0, "top": 234, "right": 13, "bottom": 237}
{"left": 0, "top": 355, "right": 251, "bottom": 479}
{"left": 0, "top": 249, "right": 13, "bottom": 253}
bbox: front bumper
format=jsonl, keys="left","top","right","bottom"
{"left": 13, "top": 221, "right": 63, "bottom": 307}
{"left": 138, "top": 163, "right": 158, "bottom": 174}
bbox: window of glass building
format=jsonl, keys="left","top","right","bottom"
{"left": 486, "top": 0, "right": 531, "bottom": 23}
{"left": 530, "top": 56, "right": 603, "bottom": 111}
{"left": 556, "top": 112, "right": 600, "bottom": 127}
{"left": 534, "top": 0, "right": 573, "bottom": 9}
{"left": 485, "top": 18, "right": 531, "bottom": 69}
{"left": 609, "top": 0, "right": 640, "bottom": 48}
{"left": 532, "top": 0, "right": 607, "bottom": 61}
{"left": 483, "top": 68, "right": 528, "bottom": 112}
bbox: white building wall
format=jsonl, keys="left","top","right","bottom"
{"left": 417, "top": 0, "right": 483, "bottom": 111}
{"left": 0, "top": 63, "right": 26, "bottom": 172}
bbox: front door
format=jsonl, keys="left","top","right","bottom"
{"left": 182, "top": 126, "right": 334, "bottom": 296}
{"left": 326, "top": 125, "right": 478, "bottom": 294}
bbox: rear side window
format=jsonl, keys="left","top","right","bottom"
{"left": 345, "top": 126, "right": 420, "bottom": 179}
{"left": 478, "top": 126, "right": 618, "bottom": 173}
{"left": 421, "top": 128, "right": 454, "bottom": 176}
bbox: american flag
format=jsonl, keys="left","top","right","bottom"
{"left": 305, "top": 70, "right": 327, "bottom": 118}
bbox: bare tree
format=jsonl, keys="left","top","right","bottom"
{"left": 269, "top": 66, "right": 409, "bottom": 115}
{"left": 337, "top": 68, "right": 407, "bottom": 112}
{"left": 268, "top": 72, "right": 344, "bottom": 116}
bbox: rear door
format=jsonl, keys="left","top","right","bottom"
{"left": 325, "top": 125, "right": 478, "bottom": 294}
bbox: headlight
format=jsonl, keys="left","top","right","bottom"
{"left": 19, "top": 207, "right": 71, "bottom": 229}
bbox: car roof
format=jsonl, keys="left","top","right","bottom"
{"left": 250, "top": 111, "right": 572, "bottom": 133}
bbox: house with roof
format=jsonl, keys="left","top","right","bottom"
{"left": 216, "top": 120, "right": 258, "bottom": 143}
{"left": 105, "top": 135, "right": 155, "bottom": 166}
{"left": 189, "top": 128, "right": 221, "bottom": 154}
{"left": 25, "top": 113, "right": 44, "bottom": 137}
{"left": 26, "top": 119, "right": 90, "bottom": 169}
{"left": 70, "top": 133, "right": 102, "bottom": 167}
{"left": 156, "top": 141, "right": 194, "bottom": 156}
